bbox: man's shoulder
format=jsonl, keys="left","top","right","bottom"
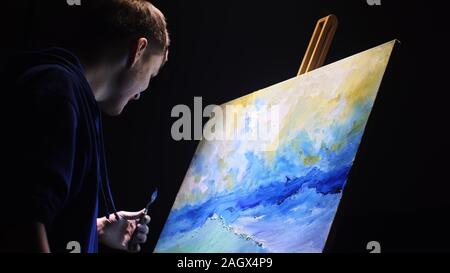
{"left": 12, "top": 61, "right": 91, "bottom": 113}
{"left": 19, "top": 63, "right": 79, "bottom": 93}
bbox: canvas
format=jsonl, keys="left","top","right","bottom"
{"left": 155, "top": 40, "right": 395, "bottom": 253}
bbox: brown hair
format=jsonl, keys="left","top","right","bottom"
{"left": 70, "top": 0, "right": 169, "bottom": 63}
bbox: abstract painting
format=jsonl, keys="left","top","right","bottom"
{"left": 155, "top": 41, "right": 395, "bottom": 253}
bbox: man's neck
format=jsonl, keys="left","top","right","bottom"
{"left": 83, "top": 62, "right": 112, "bottom": 102}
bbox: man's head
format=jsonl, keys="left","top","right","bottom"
{"left": 73, "top": 0, "right": 169, "bottom": 115}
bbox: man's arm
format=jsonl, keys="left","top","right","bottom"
{"left": 1, "top": 222, "right": 50, "bottom": 253}
{"left": 35, "top": 222, "right": 51, "bottom": 253}
{"left": 1, "top": 76, "right": 79, "bottom": 252}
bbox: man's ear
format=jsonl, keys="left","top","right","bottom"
{"left": 128, "top": 38, "right": 149, "bottom": 67}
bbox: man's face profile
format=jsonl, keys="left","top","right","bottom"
{"left": 99, "top": 47, "right": 167, "bottom": 116}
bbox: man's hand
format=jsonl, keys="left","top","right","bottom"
{"left": 97, "top": 210, "right": 151, "bottom": 252}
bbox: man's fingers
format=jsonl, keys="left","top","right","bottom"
{"left": 127, "top": 232, "right": 147, "bottom": 252}
{"left": 143, "top": 215, "right": 151, "bottom": 225}
{"left": 119, "top": 209, "right": 145, "bottom": 220}
{"left": 135, "top": 232, "right": 147, "bottom": 244}
{"left": 128, "top": 243, "right": 141, "bottom": 253}
{"left": 137, "top": 223, "right": 149, "bottom": 234}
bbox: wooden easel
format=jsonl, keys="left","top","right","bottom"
{"left": 298, "top": 15, "right": 338, "bottom": 75}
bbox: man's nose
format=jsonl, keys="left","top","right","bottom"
{"left": 133, "top": 93, "right": 141, "bottom": 100}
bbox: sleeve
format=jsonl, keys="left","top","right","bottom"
{"left": 4, "top": 82, "right": 79, "bottom": 228}
{"left": 24, "top": 92, "right": 78, "bottom": 227}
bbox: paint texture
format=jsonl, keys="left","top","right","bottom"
{"left": 155, "top": 41, "right": 395, "bottom": 253}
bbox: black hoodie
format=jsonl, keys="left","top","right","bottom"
{"left": 0, "top": 48, "right": 116, "bottom": 253}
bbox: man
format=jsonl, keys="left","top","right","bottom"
{"left": 0, "top": 0, "right": 169, "bottom": 252}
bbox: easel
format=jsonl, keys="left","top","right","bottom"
{"left": 298, "top": 15, "right": 338, "bottom": 75}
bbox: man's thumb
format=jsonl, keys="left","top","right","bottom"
{"left": 119, "top": 209, "right": 145, "bottom": 220}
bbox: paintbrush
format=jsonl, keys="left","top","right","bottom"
{"left": 128, "top": 188, "right": 158, "bottom": 252}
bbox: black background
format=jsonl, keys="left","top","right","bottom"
{"left": 1, "top": 0, "right": 448, "bottom": 253}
